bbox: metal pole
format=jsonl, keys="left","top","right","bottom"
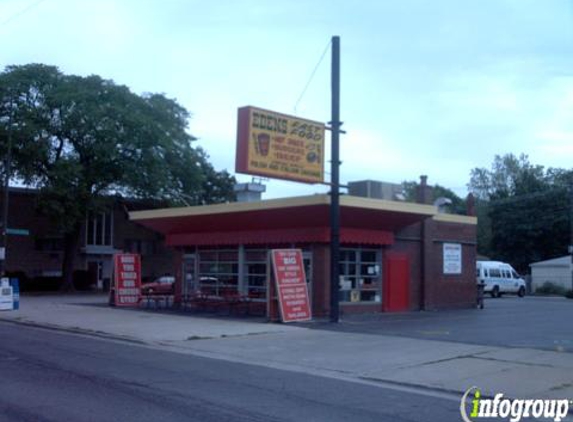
{"left": 570, "top": 179, "right": 573, "bottom": 292}
{"left": 1, "top": 105, "right": 12, "bottom": 277}
{"left": 330, "top": 36, "right": 341, "bottom": 323}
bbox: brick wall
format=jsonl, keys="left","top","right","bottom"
{"left": 4, "top": 190, "right": 74, "bottom": 277}
{"left": 299, "top": 216, "right": 476, "bottom": 316}
{"left": 2, "top": 189, "right": 173, "bottom": 285}
{"left": 423, "top": 220, "right": 477, "bottom": 310}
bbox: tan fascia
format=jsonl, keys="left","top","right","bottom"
{"left": 130, "top": 193, "right": 476, "bottom": 225}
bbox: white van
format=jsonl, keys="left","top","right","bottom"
{"left": 476, "top": 261, "right": 526, "bottom": 298}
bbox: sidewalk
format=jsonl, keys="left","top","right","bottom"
{"left": 0, "top": 294, "right": 296, "bottom": 341}
{"left": 1, "top": 294, "right": 572, "bottom": 402}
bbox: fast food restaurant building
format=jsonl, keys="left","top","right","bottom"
{"left": 130, "top": 188, "right": 478, "bottom": 317}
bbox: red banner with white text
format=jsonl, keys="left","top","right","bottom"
{"left": 271, "top": 249, "right": 311, "bottom": 322}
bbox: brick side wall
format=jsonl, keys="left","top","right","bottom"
{"left": 390, "top": 218, "right": 477, "bottom": 311}
{"left": 423, "top": 220, "right": 477, "bottom": 310}
{"left": 4, "top": 191, "right": 76, "bottom": 277}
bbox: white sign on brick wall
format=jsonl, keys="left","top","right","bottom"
{"left": 443, "top": 243, "right": 462, "bottom": 275}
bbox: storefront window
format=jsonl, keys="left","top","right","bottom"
{"left": 339, "top": 247, "right": 381, "bottom": 303}
{"left": 244, "top": 249, "right": 267, "bottom": 299}
{"left": 193, "top": 247, "right": 312, "bottom": 301}
{"left": 197, "top": 249, "right": 239, "bottom": 295}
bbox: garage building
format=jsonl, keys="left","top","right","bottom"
{"left": 530, "top": 256, "right": 573, "bottom": 293}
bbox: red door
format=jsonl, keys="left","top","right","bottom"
{"left": 383, "top": 253, "right": 410, "bottom": 312}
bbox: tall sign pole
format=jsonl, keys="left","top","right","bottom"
{"left": 330, "top": 36, "right": 341, "bottom": 323}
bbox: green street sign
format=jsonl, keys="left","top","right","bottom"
{"left": 6, "top": 228, "right": 30, "bottom": 236}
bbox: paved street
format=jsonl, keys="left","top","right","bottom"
{"left": 1, "top": 293, "right": 572, "bottom": 421}
{"left": 0, "top": 323, "right": 462, "bottom": 422}
{"left": 311, "top": 296, "right": 573, "bottom": 352}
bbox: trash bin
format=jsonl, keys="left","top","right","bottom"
{"left": 477, "top": 282, "right": 485, "bottom": 309}
{"left": 9, "top": 278, "right": 19, "bottom": 310}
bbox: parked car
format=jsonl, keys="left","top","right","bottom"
{"left": 476, "top": 261, "right": 526, "bottom": 298}
{"left": 141, "top": 276, "right": 175, "bottom": 295}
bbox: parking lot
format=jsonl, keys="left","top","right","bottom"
{"left": 313, "top": 296, "right": 573, "bottom": 353}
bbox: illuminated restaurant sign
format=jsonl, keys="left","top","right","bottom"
{"left": 236, "top": 106, "right": 325, "bottom": 184}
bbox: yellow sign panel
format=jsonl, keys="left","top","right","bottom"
{"left": 236, "top": 106, "right": 325, "bottom": 184}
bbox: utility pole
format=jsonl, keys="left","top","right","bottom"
{"left": 329, "top": 36, "right": 341, "bottom": 323}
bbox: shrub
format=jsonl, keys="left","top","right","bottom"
{"left": 565, "top": 290, "right": 573, "bottom": 299}
{"left": 536, "top": 281, "right": 568, "bottom": 296}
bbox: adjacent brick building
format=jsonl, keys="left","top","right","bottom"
{"left": 2, "top": 188, "right": 173, "bottom": 289}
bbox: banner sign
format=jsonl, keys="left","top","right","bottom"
{"left": 271, "top": 249, "right": 312, "bottom": 322}
{"left": 113, "top": 253, "right": 141, "bottom": 306}
{"left": 236, "top": 106, "right": 325, "bottom": 184}
{"left": 443, "top": 243, "right": 462, "bottom": 275}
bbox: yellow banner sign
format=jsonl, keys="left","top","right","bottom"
{"left": 236, "top": 106, "right": 325, "bottom": 184}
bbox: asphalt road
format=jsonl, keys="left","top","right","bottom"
{"left": 0, "top": 322, "right": 465, "bottom": 422}
{"left": 312, "top": 296, "right": 573, "bottom": 352}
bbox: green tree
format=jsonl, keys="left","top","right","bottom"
{"left": 0, "top": 64, "right": 235, "bottom": 290}
{"left": 468, "top": 153, "right": 546, "bottom": 200}
{"left": 468, "top": 154, "right": 572, "bottom": 272}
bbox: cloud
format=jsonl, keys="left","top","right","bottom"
{"left": 2, "top": 0, "right": 573, "bottom": 200}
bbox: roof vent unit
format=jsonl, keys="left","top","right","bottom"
{"left": 434, "top": 197, "right": 452, "bottom": 213}
{"left": 233, "top": 182, "right": 266, "bottom": 203}
{"left": 348, "top": 180, "right": 405, "bottom": 201}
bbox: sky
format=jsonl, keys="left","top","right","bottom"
{"left": 2, "top": 0, "right": 573, "bottom": 199}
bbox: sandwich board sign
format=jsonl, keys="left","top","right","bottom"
{"left": 271, "top": 249, "right": 311, "bottom": 322}
{"left": 112, "top": 253, "right": 141, "bottom": 307}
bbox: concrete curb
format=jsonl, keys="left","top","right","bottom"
{"left": 0, "top": 316, "right": 148, "bottom": 345}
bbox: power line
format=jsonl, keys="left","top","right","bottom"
{"left": 293, "top": 40, "right": 331, "bottom": 115}
{"left": 1, "top": 0, "right": 47, "bottom": 28}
